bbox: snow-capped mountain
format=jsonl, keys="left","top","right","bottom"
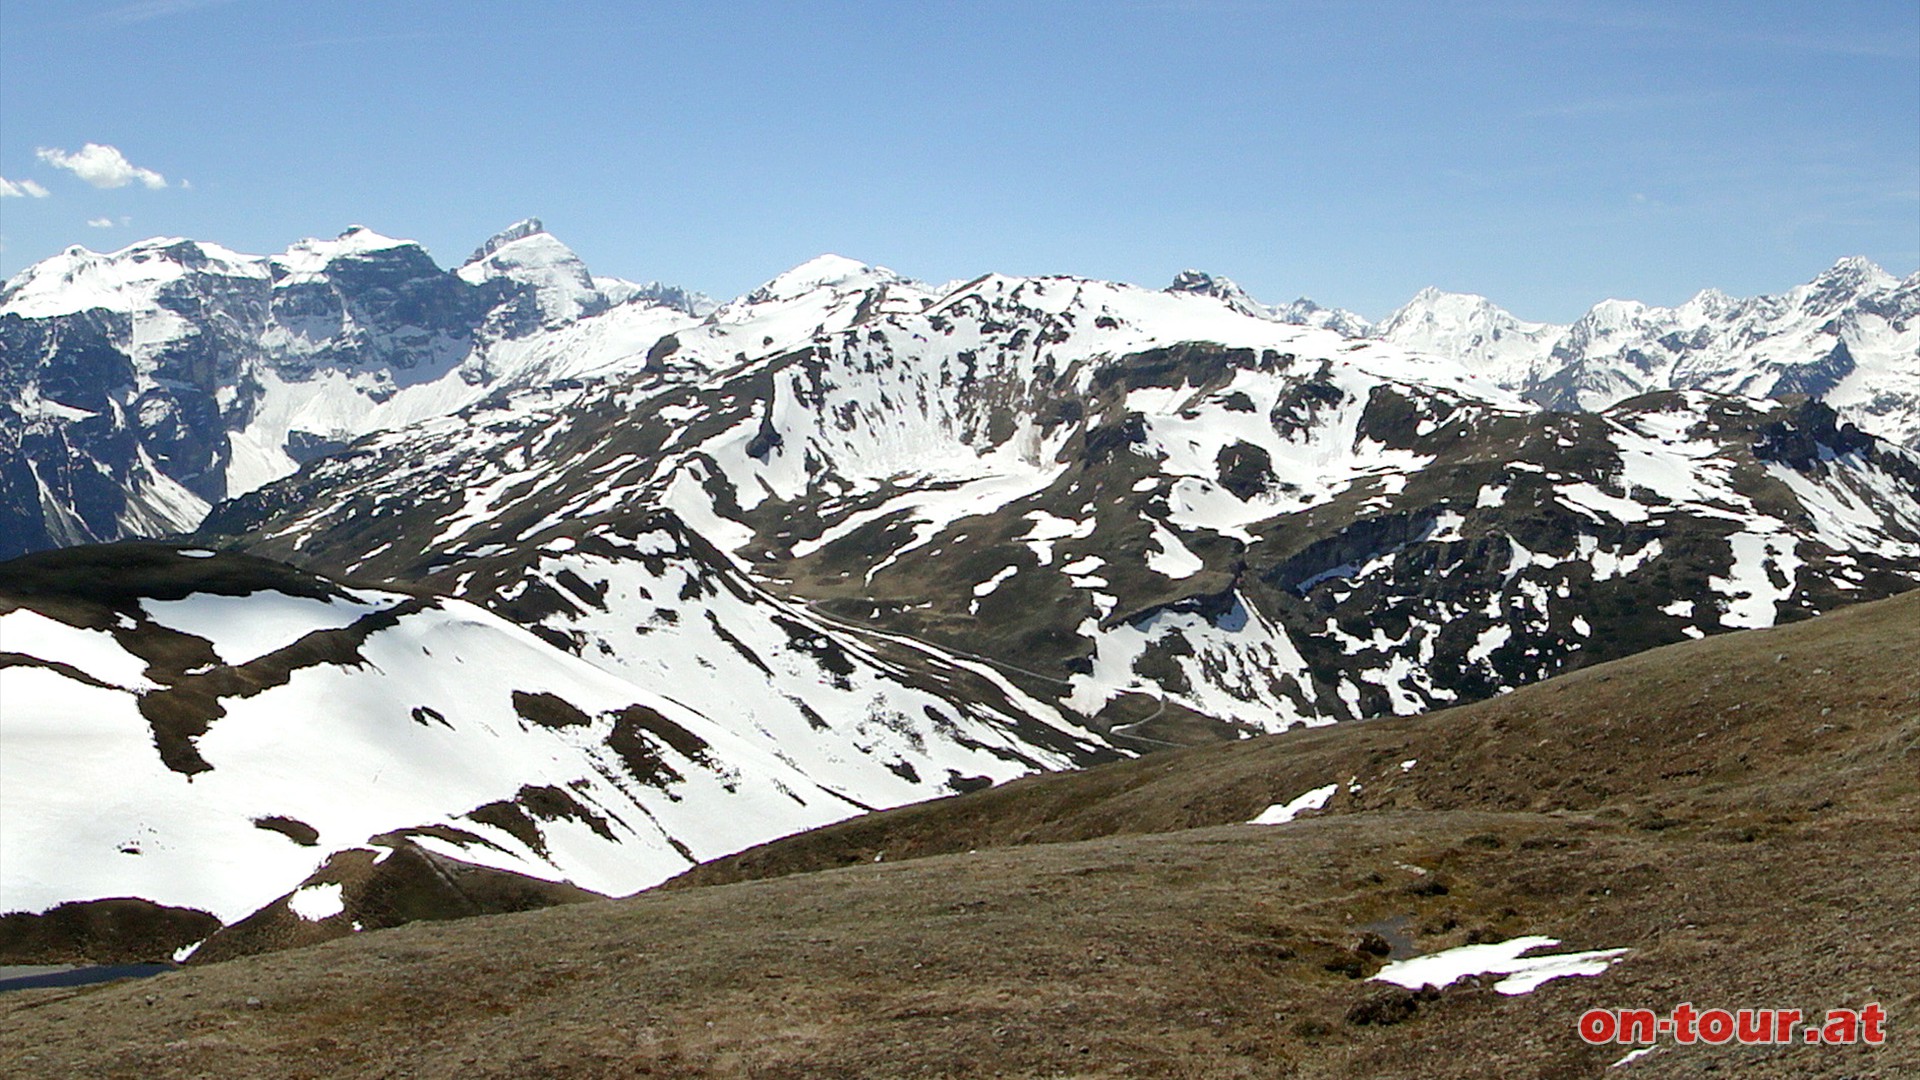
{"left": 1356, "top": 258, "right": 1920, "bottom": 448}
{"left": 457, "top": 217, "right": 613, "bottom": 331}
{"left": 0, "top": 542, "right": 1111, "bottom": 930}
{"left": 1535, "top": 260, "right": 1919, "bottom": 439}
{"left": 1370, "top": 285, "right": 1564, "bottom": 388}
{"left": 0, "top": 221, "right": 710, "bottom": 557}
{"left": 1166, "top": 260, "right": 1918, "bottom": 451}
{"left": 205, "top": 256, "right": 1920, "bottom": 745}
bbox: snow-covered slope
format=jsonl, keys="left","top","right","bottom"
{"left": 456, "top": 217, "right": 610, "bottom": 331}
{"left": 0, "top": 543, "right": 1112, "bottom": 927}
{"left": 8, "top": 230, "right": 1914, "bottom": 563}
{"left": 1184, "top": 259, "right": 1919, "bottom": 449}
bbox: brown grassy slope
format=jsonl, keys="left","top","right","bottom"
{"left": 0, "top": 900, "right": 218, "bottom": 966}
{"left": 676, "top": 588, "right": 1920, "bottom": 887}
{"left": 2, "top": 590, "right": 1915, "bottom": 1079}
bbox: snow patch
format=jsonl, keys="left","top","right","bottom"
{"left": 0, "top": 609, "right": 155, "bottom": 689}
{"left": 1145, "top": 519, "right": 1204, "bottom": 579}
{"left": 1247, "top": 784, "right": 1337, "bottom": 825}
{"left": 141, "top": 590, "right": 394, "bottom": 666}
{"left": 287, "top": 881, "right": 344, "bottom": 921}
{"left": 972, "top": 566, "right": 1018, "bottom": 597}
{"left": 1372, "top": 935, "right": 1629, "bottom": 996}
{"left": 1711, "top": 531, "right": 1800, "bottom": 628}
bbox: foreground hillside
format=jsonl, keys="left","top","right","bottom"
{"left": 4, "top": 584, "right": 1912, "bottom": 1078}
{"left": 674, "top": 579, "right": 1920, "bottom": 887}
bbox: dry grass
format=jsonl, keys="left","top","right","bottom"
{"left": 3, "top": 590, "right": 1916, "bottom": 1078}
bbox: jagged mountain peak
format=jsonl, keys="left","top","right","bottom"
{"left": 456, "top": 220, "right": 586, "bottom": 279}
{"left": 465, "top": 217, "right": 552, "bottom": 265}
{"left": 592, "top": 276, "right": 717, "bottom": 316}
{"left": 1184, "top": 259, "right": 1915, "bottom": 430}
{"left": 1165, "top": 271, "right": 1375, "bottom": 336}
{"left": 1167, "top": 268, "right": 1245, "bottom": 296}
{"left": 9, "top": 233, "right": 1920, "bottom": 967}
{"left": 1271, "top": 297, "right": 1374, "bottom": 338}
{"left": 0, "top": 221, "right": 713, "bottom": 553}
{"left": 1800, "top": 256, "right": 1899, "bottom": 313}
{"left": 453, "top": 218, "right": 605, "bottom": 330}
{"left": 1815, "top": 254, "right": 1893, "bottom": 286}
{"left": 1680, "top": 286, "right": 1738, "bottom": 315}
{"left": 455, "top": 221, "right": 712, "bottom": 320}
{"left": 1166, "top": 269, "right": 1266, "bottom": 315}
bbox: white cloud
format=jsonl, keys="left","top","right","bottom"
{"left": 86, "top": 217, "right": 117, "bottom": 228}
{"left": 36, "top": 143, "right": 168, "bottom": 189}
{"left": 1, "top": 177, "right": 51, "bottom": 198}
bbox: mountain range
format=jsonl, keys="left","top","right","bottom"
{"left": 4, "top": 223, "right": 1914, "bottom": 562}
{"left": 1173, "top": 257, "right": 1919, "bottom": 448}
{"left": 0, "top": 221, "right": 711, "bottom": 554}
{"left": 2, "top": 221, "right": 1917, "bottom": 955}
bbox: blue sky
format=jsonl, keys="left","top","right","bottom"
{"left": 1, "top": 0, "right": 1914, "bottom": 321}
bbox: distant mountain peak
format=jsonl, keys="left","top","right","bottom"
{"left": 332, "top": 224, "right": 404, "bottom": 247}
{"left": 1825, "top": 254, "right": 1882, "bottom": 275}
{"left": 1811, "top": 255, "right": 1894, "bottom": 292}
{"left": 1166, "top": 269, "right": 1268, "bottom": 317}
{"left": 1392, "top": 285, "right": 1506, "bottom": 315}
{"left": 274, "top": 226, "right": 416, "bottom": 275}
{"left": 1379, "top": 286, "right": 1553, "bottom": 336}
{"left": 1167, "top": 268, "right": 1239, "bottom": 294}
{"left": 783, "top": 252, "right": 880, "bottom": 283}
{"left": 454, "top": 219, "right": 610, "bottom": 334}
{"left": 466, "top": 218, "right": 551, "bottom": 266}
{"left": 747, "top": 254, "right": 898, "bottom": 303}
{"left": 1372, "top": 285, "right": 1565, "bottom": 386}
